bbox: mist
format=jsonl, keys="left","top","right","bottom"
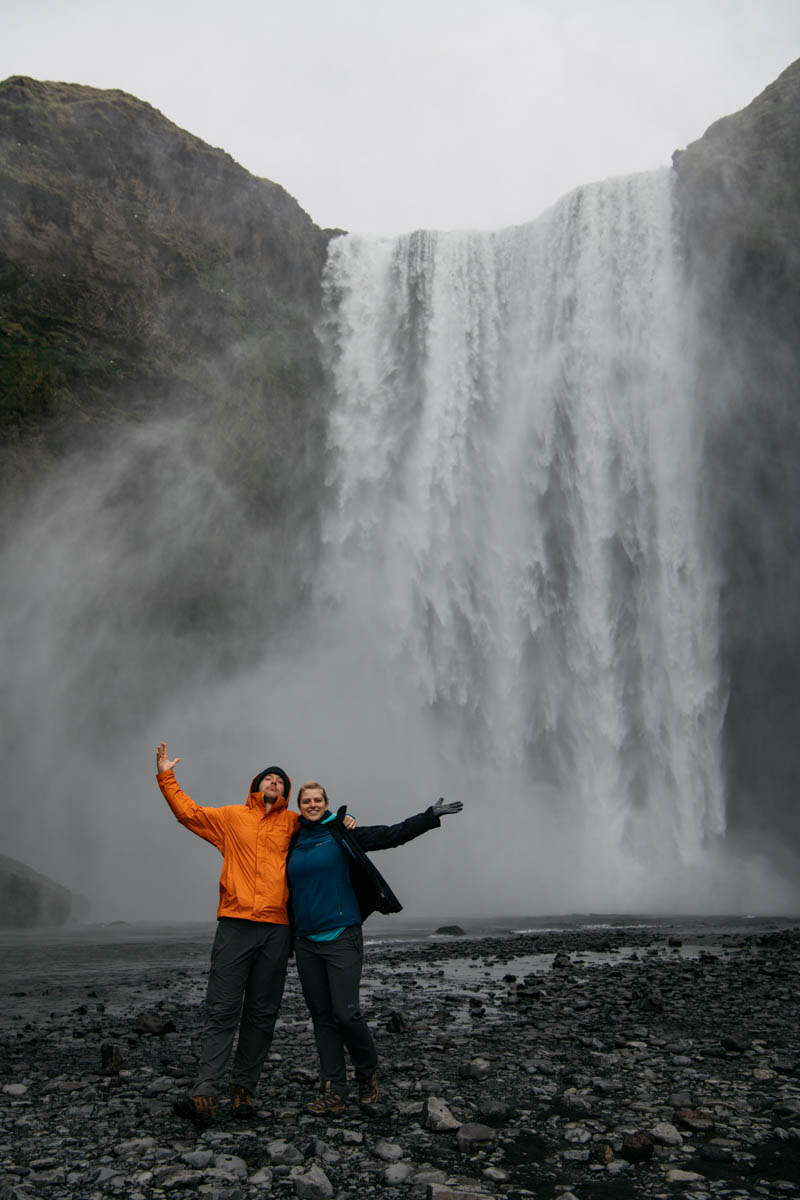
{"left": 4, "top": 163, "right": 799, "bottom": 924}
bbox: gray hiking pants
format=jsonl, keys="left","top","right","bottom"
{"left": 294, "top": 924, "right": 378, "bottom": 1096}
{"left": 194, "top": 917, "right": 291, "bottom": 1099}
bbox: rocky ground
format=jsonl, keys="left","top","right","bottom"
{"left": 1, "top": 921, "right": 800, "bottom": 1199}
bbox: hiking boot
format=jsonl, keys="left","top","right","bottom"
{"left": 306, "top": 1081, "right": 345, "bottom": 1115}
{"left": 173, "top": 1094, "right": 217, "bottom": 1126}
{"left": 356, "top": 1070, "right": 379, "bottom": 1106}
{"left": 229, "top": 1084, "right": 256, "bottom": 1119}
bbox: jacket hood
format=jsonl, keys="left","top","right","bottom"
{"left": 248, "top": 767, "right": 292, "bottom": 812}
{"left": 251, "top": 766, "right": 291, "bottom": 800}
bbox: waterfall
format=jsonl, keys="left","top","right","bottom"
{"left": 318, "top": 168, "right": 727, "bottom": 894}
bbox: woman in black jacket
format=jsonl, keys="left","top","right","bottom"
{"left": 287, "top": 782, "right": 463, "bottom": 1114}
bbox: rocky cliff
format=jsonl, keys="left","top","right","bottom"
{"left": 0, "top": 75, "right": 339, "bottom": 691}
{"left": 674, "top": 59, "right": 800, "bottom": 851}
{"left": 0, "top": 853, "right": 72, "bottom": 927}
{"left": 0, "top": 75, "right": 331, "bottom": 511}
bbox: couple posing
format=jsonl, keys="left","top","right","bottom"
{"left": 155, "top": 742, "right": 462, "bottom": 1124}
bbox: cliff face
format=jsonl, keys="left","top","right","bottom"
{"left": 0, "top": 75, "right": 339, "bottom": 697}
{"left": 0, "top": 75, "right": 331, "bottom": 510}
{"left": 674, "top": 59, "right": 800, "bottom": 848}
{"left": 0, "top": 854, "right": 72, "bottom": 927}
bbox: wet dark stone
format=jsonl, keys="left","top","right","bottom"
{"left": 720, "top": 1033, "right": 751, "bottom": 1053}
{"left": 621, "top": 1132, "right": 654, "bottom": 1163}
{"left": 100, "top": 1041, "right": 126, "bottom": 1074}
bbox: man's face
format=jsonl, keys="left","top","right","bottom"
{"left": 258, "top": 773, "right": 284, "bottom": 804}
{"left": 298, "top": 788, "right": 328, "bottom": 822}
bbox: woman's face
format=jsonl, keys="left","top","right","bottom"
{"left": 298, "top": 787, "right": 328, "bottom": 822}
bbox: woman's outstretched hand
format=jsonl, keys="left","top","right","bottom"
{"left": 156, "top": 741, "right": 180, "bottom": 774}
{"left": 433, "top": 797, "right": 463, "bottom": 817}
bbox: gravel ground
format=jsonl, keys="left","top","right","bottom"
{"left": 1, "top": 919, "right": 800, "bottom": 1199}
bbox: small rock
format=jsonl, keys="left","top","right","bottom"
{"left": 591, "top": 1142, "right": 614, "bottom": 1164}
{"left": 181, "top": 1149, "right": 214, "bottom": 1168}
{"left": 214, "top": 1154, "right": 248, "bottom": 1179}
{"left": 249, "top": 1166, "right": 273, "bottom": 1185}
{"left": 115, "top": 1137, "right": 156, "bottom": 1158}
{"left": 455, "top": 1122, "right": 498, "bottom": 1152}
{"left": 564, "top": 1125, "right": 592, "bottom": 1145}
{"left": 268, "top": 1140, "right": 304, "bottom": 1166}
{"left": 411, "top": 1167, "right": 448, "bottom": 1184}
{"left": 477, "top": 1097, "right": 513, "bottom": 1123}
{"left": 721, "top": 1033, "right": 751, "bottom": 1053}
{"left": 458, "top": 1057, "right": 490, "bottom": 1079}
{"left": 293, "top": 1163, "right": 334, "bottom": 1200}
{"left": 606, "top": 1158, "right": 630, "bottom": 1175}
{"left": 386, "top": 1011, "right": 411, "bottom": 1033}
{"left": 133, "top": 1014, "right": 176, "bottom": 1035}
{"left": 428, "top": 1187, "right": 491, "bottom": 1200}
{"left": 482, "top": 1165, "right": 510, "bottom": 1181}
{"left": 621, "top": 1132, "right": 654, "bottom": 1163}
{"left": 100, "top": 1042, "right": 126, "bottom": 1074}
{"left": 434, "top": 925, "right": 466, "bottom": 936}
{"left": 651, "top": 1121, "right": 683, "bottom": 1146}
{"left": 674, "top": 1108, "right": 715, "bottom": 1134}
{"left": 425, "top": 1096, "right": 461, "bottom": 1131}
{"left": 665, "top": 1168, "right": 705, "bottom": 1182}
{"left": 699, "top": 1143, "right": 734, "bottom": 1163}
{"left": 160, "top": 1169, "right": 204, "bottom": 1190}
{"left": 384, "top": 1162, "right": 414, "bottom": 1184}
{"left": 374, "top": 1140, "right": 405, "bottom": 1162}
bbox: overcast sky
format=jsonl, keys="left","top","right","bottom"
{"left": 3, "top": 1, "right": 800, "bottom": 234}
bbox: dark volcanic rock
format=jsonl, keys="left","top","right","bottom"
{"left": 0, "top": 853, "right": 72, "bottom": 927}
{"left": 1, "top": 918, "right": 800, "bottom": 1199}
{"left": 674, "top": 58, "right": 800, "bottom": 853}
{"left": 621, "top": 1132, "right": 654, "bottom": 1163}
{"left": 0, "top": 74, "right": 337, "bottom": 712}
{"left": 0, "top": 75, "right": 331, "bottom": 496}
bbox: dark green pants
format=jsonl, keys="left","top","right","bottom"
{"left": 194, "top": 917, "right": 291, "bottom": 1098}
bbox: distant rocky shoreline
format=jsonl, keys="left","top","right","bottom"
{"left": 2, "top": 921, "right": 800, "bottom": 1199}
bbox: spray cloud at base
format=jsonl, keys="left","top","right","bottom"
{"left": 2, "top": 167, "right": 798, "bottom": 922}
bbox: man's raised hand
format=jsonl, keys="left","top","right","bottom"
{"left": 157, "top": 742, "right": 181, "bottom": 774}
{"left": 432, "top": 797, "right": 463, "bottom": 818}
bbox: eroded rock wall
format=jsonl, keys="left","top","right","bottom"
{"left": 674, "top": 59, "right": 800, "bottom": 850}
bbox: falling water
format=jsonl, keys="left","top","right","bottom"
{"left": 319, "top": 168, "right": 727, "bottom": 890}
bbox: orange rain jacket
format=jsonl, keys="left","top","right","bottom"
{"left": 157, "top": 768, "right": 298, "bottom": 923}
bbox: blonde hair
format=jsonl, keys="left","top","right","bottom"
{"left": 297, "top": 781, "right": 329, "bottom": 807}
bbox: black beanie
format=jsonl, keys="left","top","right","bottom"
{"left": 252, "top": 766, "right": 291, "bottom": 800}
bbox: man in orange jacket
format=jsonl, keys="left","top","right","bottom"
{"left": 157, "top": 741, "right": 341, "bottom": 1123}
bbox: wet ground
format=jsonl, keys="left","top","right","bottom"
{"left": 1, "top": 915, "right": 800, "bottom": 1198}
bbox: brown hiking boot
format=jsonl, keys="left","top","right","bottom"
{"left": 356, "top": 1071, "right": 379, "bottom": 1106}
{"left": 229, "top": 1084, "right": 256, "bottom": 1119}
{"left": 173, "top": 1094, "right": 217, "bottom": 1126}
{"left": 306, "top": 1081, "right": 345, "bottom": 1115}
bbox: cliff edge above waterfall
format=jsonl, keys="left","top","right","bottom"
{"left": 673, "top": 56, "right": 800, "bottom": 329}
{"left": 0, "top": 75, "right": 333, "bottom": 508}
